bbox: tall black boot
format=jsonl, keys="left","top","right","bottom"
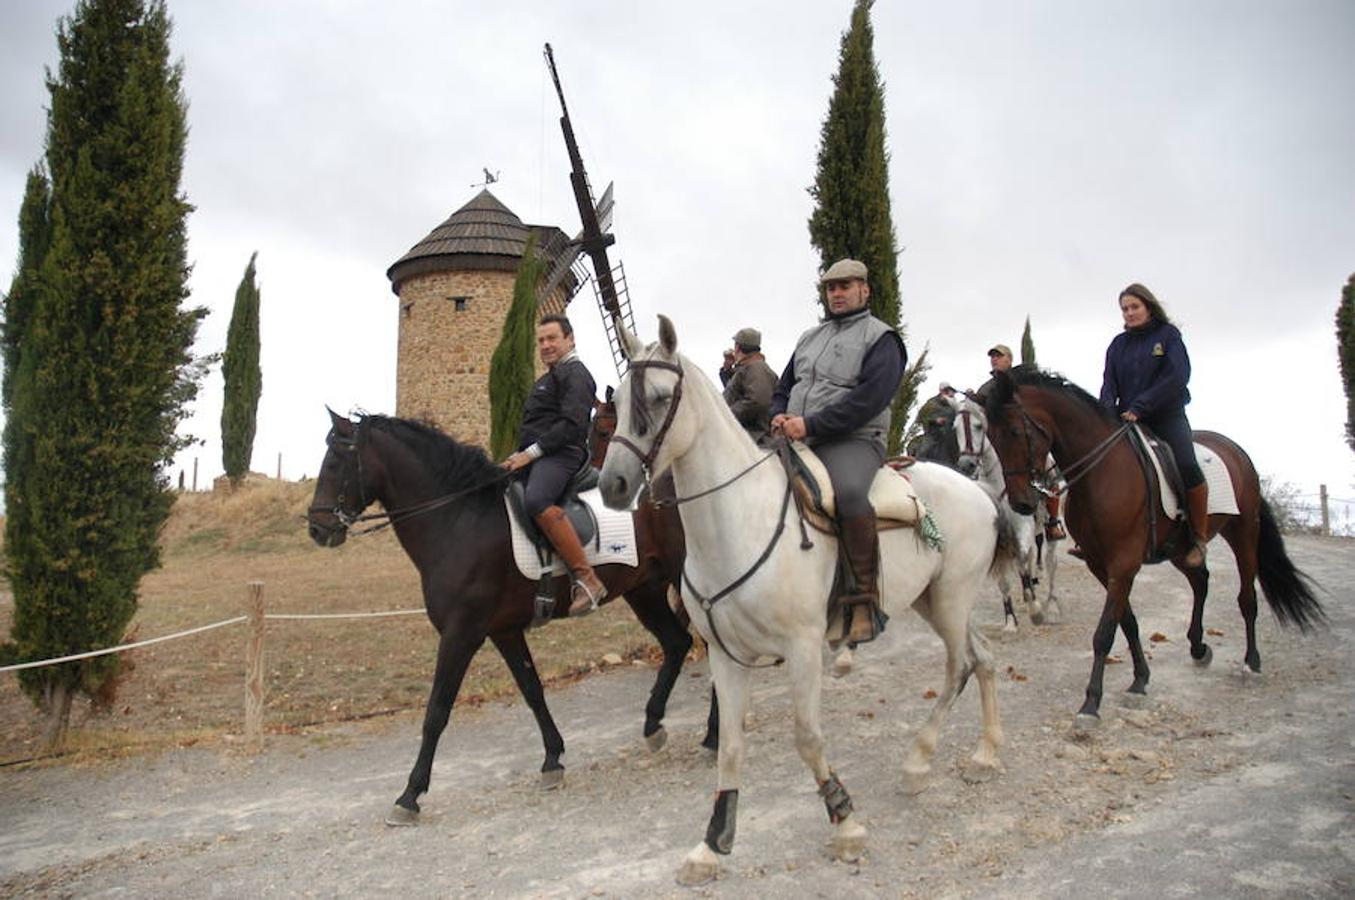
{"left": 840, "top": 515, "right": 883, "bottom": 645}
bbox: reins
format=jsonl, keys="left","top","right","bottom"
{"left": 307, "top": 423, "right": 511, "bottom": 538}
{"left": 681, "top": 476, "right": 795, "bottom": 669}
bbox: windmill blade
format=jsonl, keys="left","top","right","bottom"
{"left": 536, "top": 182, "right": 613, "bottom": 309}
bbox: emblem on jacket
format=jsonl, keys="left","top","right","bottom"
{"left": 1151, "top": 342, "right": 1165, "bottom": 357}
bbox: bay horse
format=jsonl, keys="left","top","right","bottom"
{"left": 306, "top": 410, "right": 699, "bottom": 825}
{"left": 983, "top": 367, "right": 1324, "bottom": 729}
{"left": 599, "top": 317, "right": 1010, "bottom": 884}
{"left": 950, "top": 393, "right": 1063, "bottom": 629}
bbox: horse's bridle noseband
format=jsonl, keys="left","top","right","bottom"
{"left": 307, "top": 425, "right": 368, "bottom": 534}
{"left": 610, "top": 358, "right": 685, "bottom": 477}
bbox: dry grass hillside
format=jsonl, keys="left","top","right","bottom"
{"left": 0, "top": 478, "right": 670, "bottom": 765}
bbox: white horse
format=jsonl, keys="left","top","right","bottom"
{"left": 950, "top": 393, "right": 1063, "bottom": 626}
{"left": 599, "top": 317, "right": 1008, "bottom": 885}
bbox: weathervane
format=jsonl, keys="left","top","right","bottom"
{"left": 471, "top": 168, "right": 500, "bottom": 189}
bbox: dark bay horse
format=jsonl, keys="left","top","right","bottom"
{"left": 983, "top": 368, "right": 1323, "bottom": 728}
{"left": 307, "top": 410, "right": 698, "bottom": 824}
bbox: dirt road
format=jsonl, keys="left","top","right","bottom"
{"left": 2, "top": 535, "right": 1351, "bottom": 898}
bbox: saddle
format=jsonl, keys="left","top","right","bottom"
{"left": 783, "top": 441, "right": 927, "bottom": 535}
{"left": 504, "top": 461, "right": 602, "bottom": 557}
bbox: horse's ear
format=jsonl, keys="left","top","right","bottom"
{"left": 657, "top": 314, "right": 677, "bottom": 355}
{"left": 616, "top": 315, "right": 645, "bottom": 361}
{"left": 327, "top": 406, "right": 354, "bottom": 435}
{"left": 605, "top": 384, "right": 615, "bottom": 402}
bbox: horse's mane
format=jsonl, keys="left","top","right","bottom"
{"left": 361, "top": 414, "right": 504, "bottom": 494}
{"left": 983, "top": 366, "right": 1118, "bottom": 427}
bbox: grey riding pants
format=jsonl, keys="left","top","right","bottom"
{"left": 813, "top": 437, "right": 884, "bottom": 519}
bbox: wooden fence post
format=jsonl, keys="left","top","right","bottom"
{"left": 1319, "top": 484, "right": 1330, "bottom": 536}
{"left": 244, "top": 581, "right": 265, "bottom": 751}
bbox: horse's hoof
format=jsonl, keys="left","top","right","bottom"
{"left": 830, "top": 818, "right": 867, "bottom": 863}
{"left": 540, "top": 767, "right": 565, "bottom": 791}
{"left": 1239, "top": 662, "right": 1262, "bottom": 679}
{"left": 831, "top": 656, "right": 853, "bottom": 678}
{"left": 961, "top": 760, "right": 1001, "bottom": 784}
{"left": 1193, "top": 645, "right": 1214, "bottom": 668}
{"left": 385, "top": 805, "right": 419, "bottom": 827}
{"left": 676, "top": 846, "right": 720, "bottom": 886}
{"left": 1002, "top": 618, "right": 1018, "bottom": 634}
{"left": 1030, "top": 610, "right": 1045, "bottom": 626}
{"left": 1072, "top": 713, "right": 1101, "bottom": 734}
{"left": 1121, "top": 690, "right": 1149, "bottom": 709}
{"left": 901, "top": 767, "right": 930, "bottom": 795}
{"left": 646, "top": 726, "right": 668, "bottom": 753}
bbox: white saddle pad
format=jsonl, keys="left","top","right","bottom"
{"left": 791, "top": 441, "right": 926, "bottom": 524}
{"left": 1134, "top": 427, "right": 1240, "bottom": 519}
{"left": 505, "top": 488, "right": 640, "bottom": 580}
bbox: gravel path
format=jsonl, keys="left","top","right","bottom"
{"left": 1, "top": 535, "right": 1351, "bottom": 898}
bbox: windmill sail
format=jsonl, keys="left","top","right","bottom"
{"left": 542, "top": 43, "right": 636, "bottom": 376}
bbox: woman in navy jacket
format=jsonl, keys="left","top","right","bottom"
{"left": 1099, "top": 283, "right": 1208, "bottom": 567}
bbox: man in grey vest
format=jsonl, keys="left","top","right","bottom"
{"left": 769, "top": 259, "right": 907, "bottom": 645}
{"left": 718, "top": 326, "right": 779, "bottom": 443}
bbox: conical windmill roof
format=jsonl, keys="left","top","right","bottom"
{"left": 386, "top": 189, "right": 571, "bottom": 295}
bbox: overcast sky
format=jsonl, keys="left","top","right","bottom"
{"left": 2, "top": 1, "right": 1353, "bottom": 521}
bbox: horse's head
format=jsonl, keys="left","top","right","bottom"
{"left": 307, "top": 408, "right": 375, "bottom": 547}
{"left": 950, "top": 394, "right": 989, "bottom": 479}
{"left": 599, "top": 315, "right": 696, "bottom": 509}
{"left": 982, "top": 372, "right": 1052, "bottom": 515}
{"left": 588, "top": 385, "right": 617, "bottom": 469}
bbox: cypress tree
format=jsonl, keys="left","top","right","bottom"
{"left": 2, "top": 167, "right": 52, "bottom": 411}
{"left": 808, "top": 0, "right": 911, "bottom": 452}
{"left": 221, "top": 252, "right": 262, "bottom": 486}
{"left": 807, "top": 0, "right": 900, "bottom": 330}
{"left": 1338, "top": 272, "right": 1355, "bottom": 453}
{"left": 1021, "top": 316, "right": 1037, "bottom": 367}
{"left": 488, "top": 235, "right": 545, "bottom": 460}
{"left": 3, "top": 0, "right": 205, "bottom": 747}
{"left": 892, "top": 345, "right": 930, "bottom": 456}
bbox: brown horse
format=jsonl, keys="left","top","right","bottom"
{"left": 306, "top": 410, "right": 699, "bottom": 824}
{"left": 983, "top": 368, "right": 1323, "bottom": 728}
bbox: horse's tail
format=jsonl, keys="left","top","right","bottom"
{"left": 1256, "top": 499, "right": 1326, "bottom": 631}
{"left": 989, "top": 509, "right": 1021, "bottom": 581}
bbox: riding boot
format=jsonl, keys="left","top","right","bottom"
{"left": 534, "top": 506, "right": 608, "bottom": 616}
{"left": 839, "top": 514, "right": 884, "bottom": 645}
{"left": 1182, "top": 483, "right": 1209, "bottom": 568}
{"left": 1044, "top": 494, "right": 1066, "bottom": 541}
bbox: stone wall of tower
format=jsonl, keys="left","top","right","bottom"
{"left": 394, "top": 268, "right": 568, "bottom": 450}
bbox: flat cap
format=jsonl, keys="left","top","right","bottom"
{"left": 820, "top": 258, "right": 868, "bottom": 283}
{"left": 732, "top": 327, "right": 762, "bottom": 349}
{"left": 987, "top": 344, "right": 1013, "bottom": 358}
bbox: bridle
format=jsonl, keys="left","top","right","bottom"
{"left": 609, "top": 358, "right": 685, "bottom": 479}
{"left": 305, "top": 419, "right": 510, "bottom": 538}
{"left": 999, "top": 396, "right": 1131, "bottom": 494}
{"left": 956, "top": 407, "right": 989, "bottom": 466}
{"left": 307, "top": 425, "right": 368, "bottom": 537}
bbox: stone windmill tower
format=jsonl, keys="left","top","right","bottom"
{"left": 385, "top": 189, "right": 576, "bottom": 448}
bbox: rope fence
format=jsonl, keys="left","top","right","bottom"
{"left": 0, "top": 581, "right": 424, "bottom": 750}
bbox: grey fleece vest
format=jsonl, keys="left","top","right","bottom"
{"left": 786, "top": 309, "right": 895, "bottom": 448}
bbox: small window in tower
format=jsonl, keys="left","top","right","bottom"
{"left": 451, "top": 296, "right": 470, "bottom": 312}
{"left": 401, "top": 301, "right": 414, "bottom": 319}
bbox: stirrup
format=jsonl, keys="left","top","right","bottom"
{"left": 568, "top": 578, "right": 607, "bottom": 617}
{"left": 1068, "top": 545, "right": 1086, "bottom": 561}
{"left": 844, "top": 596, "right": 885, "bottom": 646}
